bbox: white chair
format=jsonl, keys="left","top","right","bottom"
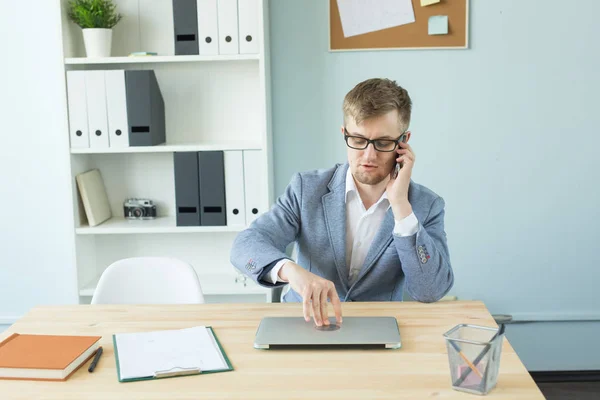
{"left": 91, "top": 257, "right": 205, "bottom": 304}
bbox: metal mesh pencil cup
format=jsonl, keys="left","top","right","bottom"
{"left": 443, "top": 324, "right": 505, "bottom": 395}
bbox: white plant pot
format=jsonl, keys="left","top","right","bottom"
{"left": 82, "top": 28, "right": 112, "bottom": 58}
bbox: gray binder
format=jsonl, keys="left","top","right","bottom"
{"left": 173, "top": 0, "right": 200, "bottom": 55}
{"left": 198, "top": 151, "right": 227, "bottom": 226}
{"left": 174, "top": 152, "right": 201, "bottom": 226}
{"left": 125, "top": 70, "right": 166, "bottom": 146}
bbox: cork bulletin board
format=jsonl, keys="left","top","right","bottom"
{"left": 330, "top": 0, "right": 469, "bottom": 51}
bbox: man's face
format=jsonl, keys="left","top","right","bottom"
{"left": 343, "top": 110, "right": 405, "bottom": 186}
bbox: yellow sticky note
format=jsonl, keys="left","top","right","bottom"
{"left": 421, "top": 0, "right": 440, "bottom": 6}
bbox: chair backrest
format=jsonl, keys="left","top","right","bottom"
{"left": 91, "top": 257, "right": 204, "bottom": 304}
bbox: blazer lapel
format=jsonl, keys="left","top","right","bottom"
{"left": 353, "top": 208, "right": 395, "bottom": 286}
{"left": 322, "top": 164, "right": 350, "bottom": 292}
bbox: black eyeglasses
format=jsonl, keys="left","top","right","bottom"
{"left": 343, "top": 128, "right": 406, "bottom": 152}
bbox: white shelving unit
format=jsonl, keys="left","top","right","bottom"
{"left": 70, "top": 141, "right": 262, "bottom": 154}
{"left": 75, "top": 217, "right": 245, "bottom": 235}
{"left": 79, "top": 272, "right": 268, "bottom": 298}
{"left": 58, "top": 0, "right": 274, "bottom": 303}
{"left": 65, "top": 54, "right": 259, "bottom": 65}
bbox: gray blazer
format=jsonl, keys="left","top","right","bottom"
{"left": 230, "top": 163, "right": 454, "bottom": 303}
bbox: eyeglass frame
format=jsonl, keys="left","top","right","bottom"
{"left": 343, "top": 127, "right": 407, "bottom": 152}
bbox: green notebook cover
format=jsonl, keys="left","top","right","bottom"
{"left": 113, "top": 326, "right": 233, "bottom": 383}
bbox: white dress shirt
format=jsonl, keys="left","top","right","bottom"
{"left": 264, "top": 168, "right": 419, "bottom": 284}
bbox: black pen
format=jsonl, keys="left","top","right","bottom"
{"left": 88, "top": 347, "right": 103, "bottom": 373}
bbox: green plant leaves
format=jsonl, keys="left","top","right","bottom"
{"left": 67, "top": 0, "right": 122, "bottom": 29}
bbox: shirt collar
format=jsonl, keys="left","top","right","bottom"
{"left": 345, "top": 168, "right": 389, "bottom": 208}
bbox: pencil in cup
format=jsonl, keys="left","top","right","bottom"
{"left": 448, "top": 340, "right": 484, "bottom": 380}
{"left": 454, "top": 324, "right": 505, "bottom": 387}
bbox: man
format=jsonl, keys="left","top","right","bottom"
{"left": 231, "top": 78, "right": 454, "bottom": 327}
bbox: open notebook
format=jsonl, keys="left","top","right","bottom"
{"left": 113, "top": 326, "right": 232, "bottom": 382}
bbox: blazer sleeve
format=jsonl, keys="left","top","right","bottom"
{"left": 392, "top": 196, "right": 454, "bottom": 302}
{"left": 230, "top": 173, "right": 302, "bottom": 287}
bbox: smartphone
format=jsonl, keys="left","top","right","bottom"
{"left": 392, "top": 133, "right": 408, "bottom": 179}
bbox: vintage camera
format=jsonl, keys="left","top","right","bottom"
{"left": 124, "top": 198, "right": 157, "bottom": 220}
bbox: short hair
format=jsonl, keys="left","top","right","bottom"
{"left": 343, "top": 78, "right": 412, "bottom": 130}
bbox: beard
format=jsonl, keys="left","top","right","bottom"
{"left": 353, "top": 167, "right": 389, "bottom": 186}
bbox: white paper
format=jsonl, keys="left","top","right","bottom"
{"left": 337, "top": 0, "right": 415, "bottom": 38}
{"left": 115, "top": 327, "right": 228, "bottom": 380}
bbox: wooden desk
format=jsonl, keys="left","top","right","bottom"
{"left": 0, "top": 301, "right": 543, "bottom": 399}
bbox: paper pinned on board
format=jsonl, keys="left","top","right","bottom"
{"left": 428, "top": 15, "right": 449, "bottom": 35}
{"left": 421, "top": 0, "right": 441, "bottom": 6}
{"left": 337, "top": 0, "right": 415, "bottom": 38}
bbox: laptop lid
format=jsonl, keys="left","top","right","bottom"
{"left": 254, "top": 316, "right": 401, "bottom": 349}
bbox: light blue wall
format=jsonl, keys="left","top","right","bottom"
{"left": 269, "top": 0, "right": 600, "bottom": 370}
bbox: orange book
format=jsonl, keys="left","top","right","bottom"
{"left": 0, "top": 333, "right": 102, "bottom": 381}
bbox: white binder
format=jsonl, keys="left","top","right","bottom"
{"left": 242, "top": 150, "right": 267, "bottom": 226}
{"left": 85, "top": 71, "right": 110, "bottom": 149}
{"left": 197, "top": 0, "right": 219, "bottom": 55}
{"left": 217, "top": 0, "right": 239, "bottom": 55}
{"left": 224, "top": 151, "right": 246, "bottom": 227}
{"left": 237, "top": 0, "right": 259, "bottom": 54}
{"left": 66, "top": 71, "right": 89, "bottom": 148}
{"left": 105, "top": 70, "right": 129, "bottom": 148}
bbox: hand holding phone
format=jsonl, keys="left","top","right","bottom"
{"left": 392, "top": 133, "right": 408, "bottom": 179}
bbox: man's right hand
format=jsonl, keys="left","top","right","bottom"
{"left": 278, "top": 262, "right": 343, "bottom": 326}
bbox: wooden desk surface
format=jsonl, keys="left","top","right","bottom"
{"left": 0, "top": 301, "right": 543, "bottom": 399}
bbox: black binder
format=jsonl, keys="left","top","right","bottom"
{"left": 125, "top": 70, "right": 165, "bottom": 146}
{"left": 198, "top": 151, "right": 227, "bottom": 226}
{"left": 174, "top": 152, "right": 201, "bottom": 226}
{"left": 173, "top": 0, "right": 200, "bottom": 55}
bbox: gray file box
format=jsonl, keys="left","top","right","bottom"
{"left": 174, "top": 152, "right": 201, "bottom": 226}
{"left": 173, "top": 0, "right": 200, "bottom": 55}
{"left": 198, "top": 151, "right": 227, "bottom": 226}
{"left": 125, "top": 70, "right": 166, "bottom": 146}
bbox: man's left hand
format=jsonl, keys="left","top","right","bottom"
{"left": 386, "top": 139, "right": 415, "bottom": 220}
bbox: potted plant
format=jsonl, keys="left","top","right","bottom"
{"left": 68, "top": 0, "right": 122, "bottom": 58}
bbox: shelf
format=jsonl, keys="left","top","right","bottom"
{"left": 65, "top": 54, "right": 259, "bottom": 65}
{"left": 79, "top": 274, "right": 270, "bottom": 297}
{"left": 70, "top": 141, "right": 262, "bottom": 154}
{"left": 76, "top": 217, "right": 245, "bottom": 235}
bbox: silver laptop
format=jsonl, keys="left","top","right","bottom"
{"left": 254, "top": 317, "right": 401, "bottom": 349}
